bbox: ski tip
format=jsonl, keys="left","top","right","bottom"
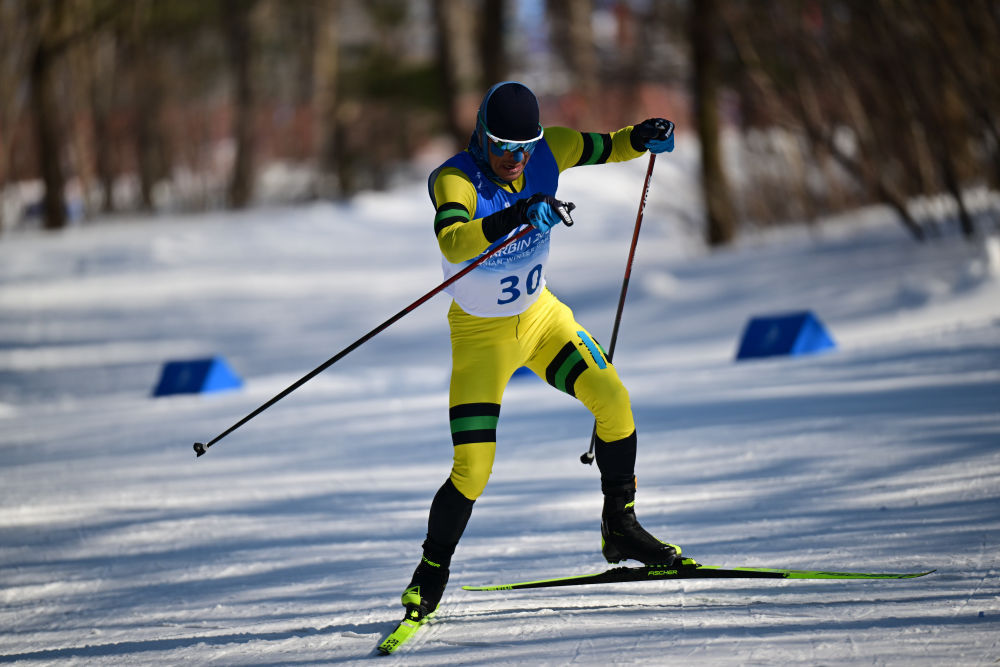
{"left": 376, "top": 606, "right": 436, "bottom": 654}
{"left": 874, "top": 569, "right": 936, "bottom": 578}
{"left": 376, "top": 631, "right": 406, "bottom": 655}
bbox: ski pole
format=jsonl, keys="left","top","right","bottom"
{"left": 581, "top": 152, "right": 656, "bottom": 465}
{"left": 194, "top": 224, "right": 539, "bottom": 457}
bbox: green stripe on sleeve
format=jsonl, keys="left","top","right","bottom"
{"left": 577, "top": 132, "right": 613, "bottom": 166}
{"left": 434, "top": 203, "right": 471, "bottom": 235}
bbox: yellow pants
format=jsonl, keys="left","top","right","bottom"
{"left": 447, "top": 288, "right": 636, "bottom": 500}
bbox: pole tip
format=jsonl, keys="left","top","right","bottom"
{"left": 580, "top": 451, "right": 595, "bottom": 465}
{"left": 194, "top": 442, "right": 207, "bottom": 457}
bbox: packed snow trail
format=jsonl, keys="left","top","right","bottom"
{"left": 1, "top": 169, "right": 999, "bottom": 664}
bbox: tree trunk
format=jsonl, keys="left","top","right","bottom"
{"left": 131, "top": 33, "right": 161, "bottom": 212}
{"left": 480, "top": 0, "right": 506, "bottom": 86}
{"left": 690, "top": 0, "right": 736, "bottom": 246}
{"left": 225, "top": 0, "right": 256, "bottom": 209}
{"left": 434, "top": 0, "right": 481, "bottom": 148}
{"left": 546, "top": 0, "right": 599, "bottom": 127}
{"left": 313, "top": 0, "right": 341, "bottom": 198}
{"left": 89, "top": 36, "right": 116, "bottom": 214}
{"left": 0, "top": 0, "right": 35, "bottom": 233}
{"left": 31, "top": 31, "right": 67, "bottom": 230}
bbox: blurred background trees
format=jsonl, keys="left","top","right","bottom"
{"left": 1, "top": 0, "right": 997, "bottom": 245}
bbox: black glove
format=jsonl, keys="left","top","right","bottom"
{"left": 630, "top": 118, "right": 675, "bottom": 153}
{"left": 482, "top": 193, "right": 575, "bottom": 241}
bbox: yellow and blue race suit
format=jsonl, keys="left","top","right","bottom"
{"left": 429, "top": 124, "right": 647, "bottom": 501}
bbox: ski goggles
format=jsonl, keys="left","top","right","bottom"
{"left": 480, "top": 117, "right": 544, "bottom": 157}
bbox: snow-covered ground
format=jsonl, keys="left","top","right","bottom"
{"left": 1, "top": 158, "right": 999, "bottom": 665}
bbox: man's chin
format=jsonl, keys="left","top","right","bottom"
{"left": 498, "top": 166, "right": 523, "bottom": 181}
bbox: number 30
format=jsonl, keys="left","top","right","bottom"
{"left": 497, "top": 264, "right": 543, "bottom": 305}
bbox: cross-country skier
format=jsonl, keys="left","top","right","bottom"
{"left": 401, "top": 81, "right": 678, "bottom": 619}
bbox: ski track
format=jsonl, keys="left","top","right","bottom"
{"left": 1, "top": 167, "right": 1000, "bottom": 664}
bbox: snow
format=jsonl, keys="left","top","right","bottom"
{"left": 1, "top": 158, "right": 999, "bottom": 664}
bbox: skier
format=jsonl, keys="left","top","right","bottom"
{"left": 402, "top": 81, "right": 678, "bottom": 619}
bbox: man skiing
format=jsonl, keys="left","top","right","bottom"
{"left": 402, "top": 81, "right": 678, "bottom": 620}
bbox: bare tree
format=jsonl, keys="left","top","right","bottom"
{"left": 224, "top": 0, "right": 258, "bottom": 209}
{"left": 718, "top": 1, "right": 998, "bottom": 241}
{"left": 313, "top": 0, "right": 342, "bottom": 198}
{"left": 547, "top": 0, "right": 599, "bottom": 126}
{"left": 434, "top": 0, "right": 482, "bottom": 148}
{"left": 20, "top": 0, "right": 120, "bottom": 229}
{"left": 479, "top": 0, "right": 507, "bottom": 86}
{"left": 0, "top": 0, "right": 38, "bottom": 232}
{"left": 690, "top": 0, "right": 736, "bottom": 246}
{"left": 86, "top": 23, "right": 119, "bottom": 214}
{"left": 124, "top": 1, "right": 167, "bottom": 212}
{"left": 28, "top": 0, "right": 71, "bottom": 230}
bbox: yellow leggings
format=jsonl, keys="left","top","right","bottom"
{"left": 447, "top": 288, "right": 636, "bottom": 499}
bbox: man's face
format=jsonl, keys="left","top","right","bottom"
{"left": 488, "top": 147, "right": 531, "bottom": 183}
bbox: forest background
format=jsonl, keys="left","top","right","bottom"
{"left": 1, "top": 0, "right": 998, "bottom": 245}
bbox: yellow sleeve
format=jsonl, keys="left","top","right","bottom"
{"left": 543, "top": 125, "right": 645, "bottom": 172}
{"left": 431, "top": 166, "right": 493, "bottom": 264}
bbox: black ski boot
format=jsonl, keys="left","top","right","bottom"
{"left": 401, "top": 554, "right": 448, "bottom": 620}
{"left": 400, "top": 478, "right": 475, "bottom": 619}
{"left": 601, "top": 481, "right": 682, "bottom": 566}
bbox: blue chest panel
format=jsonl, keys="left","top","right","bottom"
{"left": 427, "top": 140, "right": 559, "bottom": 216}
{"left": 427, "top": 140, "right": 560, "bottom": 317}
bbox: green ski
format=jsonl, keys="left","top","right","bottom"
{"left": 462, "top": 564, "right": 935, "bottom": 591}
{"left": 376, "top": 606, "right": 436, "bottom": 655}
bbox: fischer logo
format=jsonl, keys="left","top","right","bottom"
{"left": 647, "top": 569, "right": 678, "bottom": 576}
